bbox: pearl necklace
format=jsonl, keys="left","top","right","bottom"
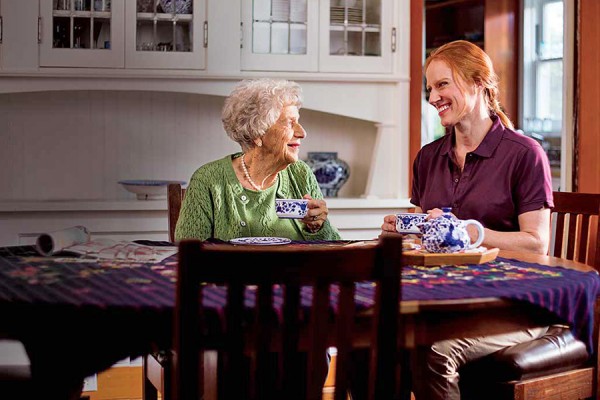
{"left": 240, "top": 153, "right": 263, "bottom": 191}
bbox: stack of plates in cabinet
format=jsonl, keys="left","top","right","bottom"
{"left": 271, "top": 0, "right": 290, "bottom": 21}
{"left": 290, "top": 0, "right": 307, "bottom": 23}
{"left": 330, "top": 6, "right": 363, "bottom": 24}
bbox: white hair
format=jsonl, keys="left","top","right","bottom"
{"left": 221, "top": 78, "right": 303, "bottom": 150}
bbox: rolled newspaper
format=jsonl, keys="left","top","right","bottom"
{"left": 35, "top": 226, "right": 91, "bottom": 256}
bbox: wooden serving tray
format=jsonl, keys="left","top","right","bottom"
{"left": 403, "top": 247, "right": 500, "bottom": 266}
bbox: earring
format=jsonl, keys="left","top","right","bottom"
{"left": 256, "top": 139, "right": 262, "bottom": 147}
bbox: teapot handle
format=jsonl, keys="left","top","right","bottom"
{"left": 463, "top": 219, "right": 485, "bottom": 249}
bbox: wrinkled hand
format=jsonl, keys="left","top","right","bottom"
{"left": 301, "top": 194, "right": 329, "bottom": 233}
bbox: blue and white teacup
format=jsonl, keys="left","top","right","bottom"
{"left": 418, "top": 213, "right": 485, "bottom": 253}
{"left": 395, "top": 212, "right": 428, "bottom": 234}
{"left": 275, "top": 199, "right": 309, "bottom": 219}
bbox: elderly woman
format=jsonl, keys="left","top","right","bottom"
{"left": 175, "top": 78, "right": 341, "bottom": 242}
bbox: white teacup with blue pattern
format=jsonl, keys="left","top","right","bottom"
{"left": 275, "top": 199, "right": 309, "bottom": 219}
{"left": 395, "top": 212, "right": 428, "bottom": 234}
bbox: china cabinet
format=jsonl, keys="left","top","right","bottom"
{"left": 39, "top": 0, "right": 206, "bottom": 70}
{"left": 241, "top": 0, "right": 395, "bottom": 73}
{"left": 0, "top": 0, "right": 412, "bottom": 248}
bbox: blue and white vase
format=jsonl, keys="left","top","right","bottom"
{"left": 305, "top": 152, "right": 350, "bottom": 197}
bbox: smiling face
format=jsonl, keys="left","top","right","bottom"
{"left": 261, "top": 104, "right": 306, "bottom": 166}
{"left": 425, "top": 59, "right": 480, "bottom": 127}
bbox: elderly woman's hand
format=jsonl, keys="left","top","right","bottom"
{"left": 302, "top": 194, "right": 329, "bottom": 233}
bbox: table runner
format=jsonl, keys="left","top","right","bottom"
{"left": 1, "top": 244, "right": 599, "bottom": 352}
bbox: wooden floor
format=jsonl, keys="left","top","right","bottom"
{"left": 81, "top": 354, "right": 416, "bottom": 400}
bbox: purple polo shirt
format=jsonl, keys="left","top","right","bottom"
{"left": 411, "top": 115, "right": 554, "bottom": 232}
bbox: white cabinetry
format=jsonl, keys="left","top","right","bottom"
{"left": 39, "top": 0, "right": 206, "bottom": 70}
{"left": 241, "top": 0, "right": 395, "bottom": 73}
{"left": 0, "top": 0, "right": 411, "bottom": 233}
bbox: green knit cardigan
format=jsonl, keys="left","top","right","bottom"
{"left": 175, "top": 153, "right": 342, "bottom": 242}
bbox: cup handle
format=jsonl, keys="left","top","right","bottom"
{"left": 463, "top": 219, "right": 485, "bottom": 249}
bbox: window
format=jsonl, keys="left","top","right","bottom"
{"left": 522, "top": 0, "right": 564, "bottom": 189}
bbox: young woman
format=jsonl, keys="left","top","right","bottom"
{"left": 381, "top": 40, "right": 554, "bottom": 400}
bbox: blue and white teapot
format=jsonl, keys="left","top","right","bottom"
{"left": 418, "top": 208, "right": 485, "bottom": 253}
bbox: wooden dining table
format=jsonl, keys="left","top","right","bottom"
{"left": 399, "top": 250, "right": 599, "bottom": 347}
{"left": 0, "top": 241, "right": 598, "bottom": 399}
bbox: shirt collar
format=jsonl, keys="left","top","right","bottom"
{"left": 440, "top": 114, "right": 505, "bottom": 159}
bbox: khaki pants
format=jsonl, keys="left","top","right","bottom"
{"left": 412, "top": 326, "right": 549, "bottom": 400}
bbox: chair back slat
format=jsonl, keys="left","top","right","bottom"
{"left": 553, "top": 213, "right": 566, "bottom": 258}
{"left": 578, "top": 215, "right": 591, "bottom": 264}
{"left": 173, "top": 235, "right": 404, "bottom": 400}
{"left": 281, "top": 283, "right": 302, "bottom": 399}
{"left": 551, "top": 191, "right": 600, "bottom": 271}
{"left": 566, "top": 214, "right": 578, "bottom": 260}
{"left": 334, "top": 283, "right": 356, "bottom": 400}
{"left": 223, "top": 282, "right": 245, "bottom": 399}
{"left": 307, "top": 280, "right": 332, "bottom": 399}
{"left": 370, "top": 239, "right": 402, "bottom": 400}
{"left": 254, "top": 283, "right": 275, "bottom": 399}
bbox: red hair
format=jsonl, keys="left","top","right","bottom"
{"left": 425, "top": 40, "right": 513, "bottom": 129}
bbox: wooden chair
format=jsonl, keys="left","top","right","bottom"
{"left": 460, "top": 191, "right": 600, "bottom": 400}
{"left": 142, "top": 183, "right": 186, "bottom": 400}
{"left": 550, "top": 191, "right": 600, "bottom": 270}
{"left": 171, "top": 235, "right": 404, "bottom": 400}
{"left": 167, "top": 183, "right": 186, "bottom": 243}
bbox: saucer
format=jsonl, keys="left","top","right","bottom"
{"left": 229, "top": 237, "right": 292, "bottom": 245}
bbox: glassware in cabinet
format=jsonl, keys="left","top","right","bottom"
{"left": 319, "top": 0, "right": 394, "bottom": 73}
{"left": 40, "top": 0, "right": 124, "bottom": 67}
{"left": 124, "top": 0, "right": 205, "bottom": 69}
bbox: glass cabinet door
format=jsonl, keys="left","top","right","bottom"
{"left": 241, "top": 0, "right": 318, "bottom": 72}
{"left": 319, "top": 0, "right": 393, "bottom": 73}
{"left": 124, "top": 0, "right": 205, "bottom": 69}
{"left": 40, "top": 0, "right": 125, "bottom": 67}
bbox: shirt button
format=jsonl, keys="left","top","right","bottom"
{"left": 453, "top": 203, "right": 458, "bottom": 208}
{"left": 241, "top": 195, "right": 247, "bottom": 201}
{"left": 240, "top": 221, "right": 247, "bottom": 227}
{"left": 454, "top": 178, "right": 459, "bottom": 183}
